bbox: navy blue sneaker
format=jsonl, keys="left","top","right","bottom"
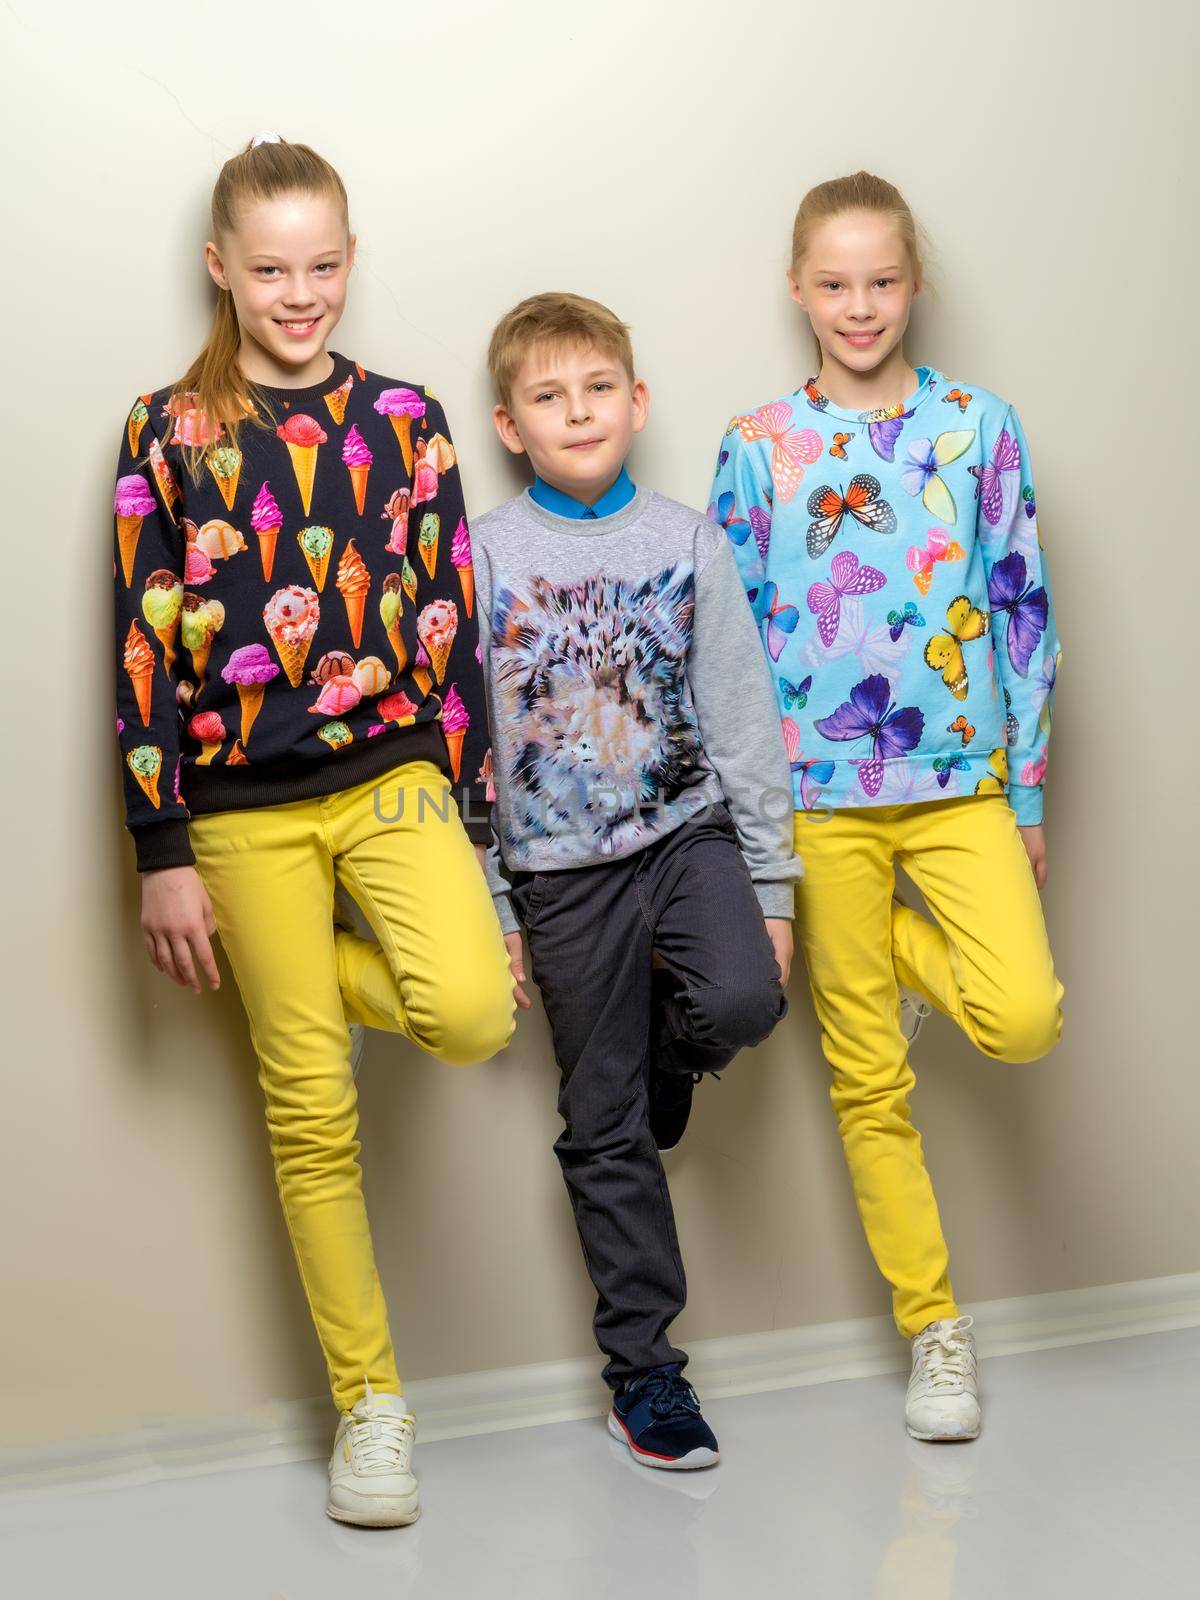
{"left": 608, "top": 1364, "right": 719, "bottom": 1470}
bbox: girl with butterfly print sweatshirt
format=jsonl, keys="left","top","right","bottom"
{"left": 709, "top": 171, "right": 1064, "bottom": 1445}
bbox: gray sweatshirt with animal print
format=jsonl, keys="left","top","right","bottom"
{"left": 470, "top": 487, "right": 802, "bottom": 934}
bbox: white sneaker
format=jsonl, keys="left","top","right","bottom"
{"left": 898, "top": 987, "right": 933, "bottom": 1044}
{"left": 326, "top": 1383, "right": 421, "bottom": 1527}
{"left": 906, "top": 1316, "right": 980, "bottom": 1441}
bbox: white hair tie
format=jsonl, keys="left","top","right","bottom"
{"left": 251, "top": 130, "right": 282, "bottom": 148}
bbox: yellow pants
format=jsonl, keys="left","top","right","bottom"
{"left": 189, "top": 760, "right": 515, "bottom": 1412}
{"left": 792, "top": 795, "right": 1063, "bottom": 1338}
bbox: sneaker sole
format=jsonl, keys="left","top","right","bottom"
{"left": 325, "top": 1492, "right": 421, "bottom": 1528}
{"left": 906, "top": 1421, "right": 980, "bottom": 1442}
{"left": 607, "top": 1409, "right": 719, "bottom": 1470}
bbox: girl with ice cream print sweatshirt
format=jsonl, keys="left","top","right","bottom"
{"left": 114, "top": 350, "right": 490, "bottom": 870}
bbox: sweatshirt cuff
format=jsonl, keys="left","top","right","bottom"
{"left": 753, "top": 881, "right": 797, "bottom": 921}
{"left": 132, "top": 820, "right": 195, "bottom": 873}
{"left": 493, "top": 893, "right": 520, "bottom": 936}
{"left": 1007, "top": 784, "right": 1044, "bottom": 825}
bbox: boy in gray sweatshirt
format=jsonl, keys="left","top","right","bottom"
{"left": 469, "top": 292, "right": 802, "bottom": 1470}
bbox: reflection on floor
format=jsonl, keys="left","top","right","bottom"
{"left": 3, "top": 1328, "right": 1197, "bottom": 1599}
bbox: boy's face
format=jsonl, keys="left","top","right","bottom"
{"left": 493, "top": 341, "right": 649, "bottom": 503}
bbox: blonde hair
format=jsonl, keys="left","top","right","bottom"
{"left": 790, "top": 170, "right": 925, "bottom": 286}
{"left": 168, "top": 138, "right": 350, "bottom": 480}
{"left": 487, "top": 292, "right": 635, "bottom": 408}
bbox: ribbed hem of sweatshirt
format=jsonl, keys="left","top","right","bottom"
{"left": 130, "top": 721, "right": 492, "bottom": 870}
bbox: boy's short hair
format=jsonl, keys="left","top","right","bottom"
{"left": 487, "top": 292, "right": 635, "bottom": 408}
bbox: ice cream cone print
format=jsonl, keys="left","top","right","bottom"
{"left": 181, "top": 595, "right": 225, "bottom": 693}
{"left": 219, "top": 645, "right": 279, "bottom": 748}
{"left": 251, "top": 482, "right": 282, "bottom": 582}
{"left": 401, "top": 557, "right": 418, "bottom": 606}
{"left": 237, "top": 682, "right": 264, "bottom": 744}
{"left": 117, "top": 516, "right": 143, "bottom": 586}
{"left": 297, "top": 525, "right": 334, "bottom": 591}
{"left": 276, "top": 414, "right": 328, "bottom": 515}
{"left": 380, "top": 574, "right": 407, "bottom": 676}
{"left": 418, "top": 513, "right": 440, "bottom": 579}
{"left": 440, "top": 686, "right": 470, "bottom": 783}
{"left": 207, "top": 446, "right": 243, "bottom": 511}
{"left": 115, "top": 475, "right": 157, "bottom": 587}
{"left": 127, "top": 745, "right": 163, "bottom": 808}
{"left": 190, "top": 712, "right": 226, "bottom": 765}
{"left": 341, "top": 422, "right": 374, "bottom": 518}
{"left": 451, "top": 516, "right": 474, "bottom": 618}
{"left": 127, "top": 397, "right": 150, "bottom": 458}
{"left": 373, "top": 388, "right": 426, "bottom": 476}
{"left": 286, "top": 443, "right": 317, "bottom": 514}
{"left": 142, "top": 571, "right": 183, "bottom": 676}
{"left": 336, "top": 540, "right": 371, "bottom": 649}
{"left": 147, "top": 437, "right": 180, "bottom": 524}
{"left": 417, "top": 598, "right": 458, "bottom": 687}
{"left": 226, "top": 739, "right": 248, "bottom": 765}
{"left": 123, "top": 621, "right": 155, "bottom": 726}
{"left": 263, "top": 586, "right": 320, "bottom": 688}
{"left": 412, "top": 644, "right": 433, "bottom": 697}
{"left": 324, "top": 372, "right": 354, "bottom": 425}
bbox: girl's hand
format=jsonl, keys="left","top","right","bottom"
{"left": 504, "top": 930, "right": 532, "bottom": 1010}
{"left": 141, "top": 866, "right": 221, "bottom": 994}
{"left": 765, "top": 917, "right": 793, "bottom": 988}
{"left": 1019, "top": 824, "right": 1048, "bottom": 890}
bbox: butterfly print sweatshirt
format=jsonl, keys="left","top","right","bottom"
{"left": 469, "top": 487, "right": 803, "bottom": 934}
{"left": 710, "top": 367, "right": 1061, "bottom": 823}
{"left": 114, "top": 351, "right": 491, "bottom": 871}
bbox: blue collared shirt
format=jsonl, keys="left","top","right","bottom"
{"left": 529, "top": 466, "right": 636, "bottom": 520}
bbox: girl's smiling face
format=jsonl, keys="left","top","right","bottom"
{"left": 204, "top": 192, "right": 355, "bottom": 387}
{"left": 788, "top": 210, "right": 919, "bottom": 384}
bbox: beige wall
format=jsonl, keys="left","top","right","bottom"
{"left": 3, "top": 0, "right": 1196, "bottom": 1449}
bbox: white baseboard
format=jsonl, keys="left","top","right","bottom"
{"left": 6, "top": 1272, "right": 1197, "bottom": 1497}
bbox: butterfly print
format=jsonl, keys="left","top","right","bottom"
{"left": 806, "top": 549, "right": 887, "bottom": 647}
{"left": 751, "top": 581, "right": 800, "bottom": 661}
{"left": 888, "top": 601, "right": 926, "bottom": 642}
{"left": 900, "top": 430, "right": 975, "bottom": 524}
{"left": 923, "top": 596, "right": 990, "bottom": 700}
{"left": 969, "top": 428, "right": 1021, "bottom": 526}
{"left": 806, "top": 474, "right": 898, "bottom": 558}
{"left": 905, "top": 527, "right": 965, "bottom": 595}
{"left": 737, "top": 402, "right": 822, "bottom": 503}
{"left": 987, "top": 551, "right": 1048, "bottom": 677}
{"left": 814, "top": 673, "right": 924, "bottom": 799}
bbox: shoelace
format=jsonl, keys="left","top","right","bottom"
{"left": 913, "top": 1320, "right": 976, "bottom": 1393}
{"left": 345, "top": 1382, "right": 415, "bottom": 1473}
{"left": 629, "top": 1367, "right": 703, "bottom": 1421}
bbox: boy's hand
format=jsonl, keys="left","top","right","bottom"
{"left": 504, "top": 930, "right": 533, "bottom": 1010}
{"left": 1019, "top": 824, "right": 1048, "bottom": 890}
{"left": 474, "top": 844, "right": 488, "bottom": 870}
{"left": 141, "top": 866, "right": 221, "bottom": 994}
{"left": 764, "top": 917, "right": 793, "bottom": 988}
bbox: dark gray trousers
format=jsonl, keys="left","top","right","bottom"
{"left": 511, "top": 804, "right": 788, "bottom": 1389}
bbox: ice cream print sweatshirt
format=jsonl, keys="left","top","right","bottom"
{"left": 113, "top": 353, "right": 488, "bottom": 870}
{"left": 709, "top": 368, "right": 1060, "bottom": 824}
{"left": 470, "top": 488, "right": 803, "bottom": 934}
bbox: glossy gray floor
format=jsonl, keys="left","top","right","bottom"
{"left": 4, "top": 1329, "right": 1197, "bottom": 1599}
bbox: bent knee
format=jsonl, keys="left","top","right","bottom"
{"left": 687, "top": 980, "right": 786, "bottom": 1053}
{"left": 408, "top": 971, "right": 516, "bottom": 1066}
{"left": 974, "top": 992, "right": 1063, "bottom": 1064}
